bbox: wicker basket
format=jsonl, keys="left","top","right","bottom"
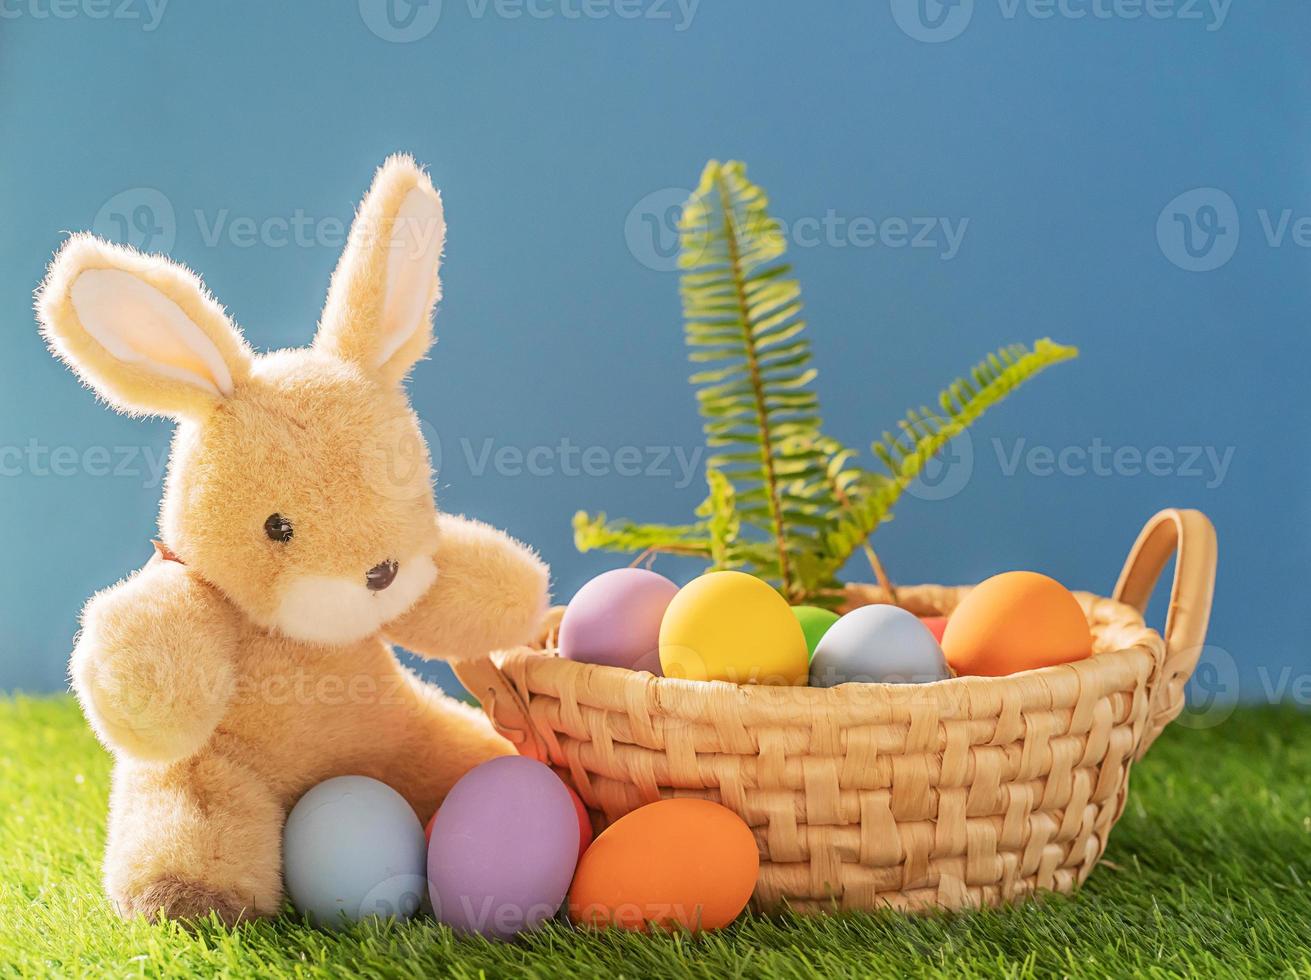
{"left": 454, "top": 509, "right": 1217, "bottom": 913}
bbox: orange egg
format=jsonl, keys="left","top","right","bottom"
{"left": 568, "top": 798, "right": 759, "bottom": 932}
{"left": 942, "top": 571, "right": 1092, "bottom": 677}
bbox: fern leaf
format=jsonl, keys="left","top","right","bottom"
{"left": 571, "top": 160, "right": 1079, "bottom": 607}
{"left": 696, "top": 467, "right": 741, "bottom": 569}
{"left": 680, "top": 160, "right": 834, "bottom": 600}
{"left": 811, "top": 338, "right": 1077, "bottom": 581}
{"left": 872, "top": 339, "right": 1077, "bottom": 489}
{"left": 572, "top": 511, "right": 711, "bottom": 558}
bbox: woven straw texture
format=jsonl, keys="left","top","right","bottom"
{"left": 455, "top": 509, "right": 1216, "bottom": 913}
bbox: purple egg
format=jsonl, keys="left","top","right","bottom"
{"left": 558, "top": 568, "right": 678, "bottom": 672}
{"left": 427, "top": 756, "right": 579, "bottom": 940}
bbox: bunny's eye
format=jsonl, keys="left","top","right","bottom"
{"left": 264, "top": 514, "right": 294, "bottom": 543}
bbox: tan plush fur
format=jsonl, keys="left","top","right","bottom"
{"left": 36, "top": 156, "right": 550, "bottom": 925}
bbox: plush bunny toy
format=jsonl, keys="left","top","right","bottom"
{"left": 35, "top": 156, "right": 549, "bottom": 924}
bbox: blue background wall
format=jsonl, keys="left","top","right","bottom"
{"left": 1, "top": 1, "right": 1306, "bottom": 709}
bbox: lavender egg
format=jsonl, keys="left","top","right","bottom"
{"left": 558, "top": 568, "right": 679, "bottom": 672}
{"left": 428, "top": 756, "right": 580, "bottom": 940}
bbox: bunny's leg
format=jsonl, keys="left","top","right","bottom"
{"left": 358, "top": 670, "right": 514, "bottom": 825}
{"left": 104, "top": 749, "right": 284, "bottom": 925}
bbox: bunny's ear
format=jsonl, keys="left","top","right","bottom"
{"left": 314, "top": 155, "right": 446, "bottom": 385}
{"left": 36, "top": 235, "right": 253, "bottom": 419}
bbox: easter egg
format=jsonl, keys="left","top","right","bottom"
{"left": 559, "top": 568, "right": 679, "bottom": 671}
{"left": 791, "top": 605, "right": 840, "bottom": 659}
{"left": 427, "top": 756, "right": 579, "bottom": 939}
{"left": 942, "top": 571, "right": 1092, "bottom": 677}
{"left": 283, "top": 775, "right": 427, "bottom": 928}
{"left": 920, "top": 615, "right": 949, "bottom": 643}
{"left": 567, "top": 785, "right": 594, "bottom": 858}
{"left": 810, "top": 604, "right": 951, "bottom": 687}
{"left": 659, "top": 571, "right": 808, "bottom": 685}
{"left": 568, "top": 798, "right": 758, "bottom": 932}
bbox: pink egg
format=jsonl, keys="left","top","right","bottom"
{"left": 566, "top": 786, "right": 593, "bottom": 858}
{"left": 558, "top": 569, "right": 678, "bottom": 671}
{"left": 920, "top": 615, "right": 949, "bottom": 643}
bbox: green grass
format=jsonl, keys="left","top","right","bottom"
{"left": 2, "top": 696, "right": 1310, "bottom": 979}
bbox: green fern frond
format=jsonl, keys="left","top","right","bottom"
{"left": 696, "top": 467, "right": 741, "bottom": 569}
{"left": 680, "top": 160, "right": 834, "bottom": 599}
{"left": 872, "top": 339, "right": 1078, "bottom": 489}
{"left": 810, "top": 338, "right": 1078, "bottom": 582}
{"left": 571, "top": 161, "right": 1078, "bottom": 605}
{"left": 572, "top": 511, "right": 711, "bottom": 558}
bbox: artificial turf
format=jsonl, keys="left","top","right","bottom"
{"left": 2, "top": 695, "right": 1309, "bottom": 978}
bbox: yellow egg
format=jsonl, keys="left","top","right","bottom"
{"left": 658, "top": 571, "right": 808, "bottom": 685}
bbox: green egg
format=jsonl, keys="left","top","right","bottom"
{"left": 791, "top": 605, "right": 840, "bottom": 660}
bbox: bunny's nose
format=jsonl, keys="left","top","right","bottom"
{"left": 366, "top": 560, "right": 398, "bottom": 592}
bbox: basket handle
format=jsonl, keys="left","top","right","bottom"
{"left": 1112, "top": 508, "right": 1217, "bottom": 757}
{"left": 452, "top": 654, "right": 546, "bottom": 762}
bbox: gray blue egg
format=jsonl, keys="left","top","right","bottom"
{"left": 283, "top": 775, "right": 428, "bottom": 929}
{"left": 809, "top": 604, "right": 951, "bottom": 686}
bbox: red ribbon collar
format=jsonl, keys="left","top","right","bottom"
{"left": 151, "top": 539, "right": 186, "bottom": 565}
